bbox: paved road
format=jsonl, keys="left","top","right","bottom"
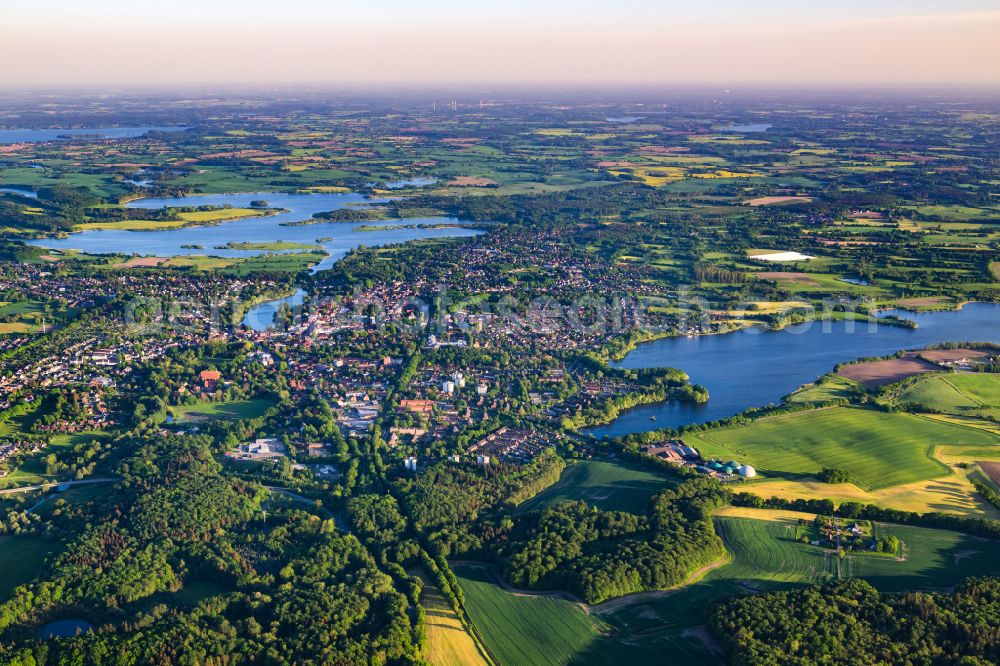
{"left": 0, "top": 477, "right": 117, "bottom": 496}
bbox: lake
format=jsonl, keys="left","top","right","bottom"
{"left": 584, "top": 303, "right": 1000, "bottom": 438}
{"left": 27, "top": 191, "right": 483, "bottom": 272}
{"left": 0, "top": 187, "right": 37, "bottom": 198}
{"left": 0, "top": 126, "right": 187, "bottom": 144}
{"left": 38, "top": 618, "right": 93, "bottom": 639}
{"left": 244, "top": 288, "right": 306, "bottom": 331}
{"left": 724, "top": 123, "right": 773, "bottom": 133}
{"left": 384, "top": 177, "right": 438, "bottom": 189}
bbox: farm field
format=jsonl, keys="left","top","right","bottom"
{"left": 454, "top": 518, "right": 837, "bottom": 666}
{"left": 745, "top": 471, "right": 1000, "bottom": 519}
{"left": 75, "top": 207, "right": 268, "bottom": 231}
{"left": 684, "top": 407, "right": 999, "bottom": 490}
{"left": 466, "top": 507, "right": 1000, "bottom": 664}
{"left": 453, "top": 564, "right": 611, "bottom": 666}
{"left": 219, "top": 250, "right": 328, "bottom": 274}
{"left": 786, "top": 375, "right": 859, "bottom": 404}
{"left": 517, "top": 458, "right": 674, "bottom": 514}
{"left": 454, "top": 564, "right": 717, "bottom": 666}
{"left": 75, "top": 219, "right": 194, "bottom": 231}
{"left": 455, "top": 513, "right": 1000, "bottom": 666}
{"left": 413, "top": 570, "right": 487, "bottom": 666}
{"left": 162, "top": 255, "right": 236, "bottom": 270}
{"left": 609, "top": 512, "right": 1000, "bottom": 638}
{"left": 167, "top": 398, "right": 276, "bottom": 423}
{"left": 175, "top": 208, "right": 268, "bottom": 223}
{"left": 980, "top": 461, "right": 1000, "bottom": 486}
{"left": 838, "top": 354, "right": 940, "bottom": 387}
{"left": 713, "top": 510, "right": 1000, "bottom": 590}
{"left": 0, "top": 300, "right": 56, "bottom": 334}
{"left": 898, "top": 373, "right": 1000, "bottom": 419}
{"left": 847, "top": 523, "right": 1000, "bottom": 591}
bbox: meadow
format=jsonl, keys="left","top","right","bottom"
{"left": 684, "top": 407, "right": 999, "bottom": 490}
{"left": 167, "top": 398, "right": 275, "bottom": 424}
{"left": 597, "top": 513, "right": 1000, "bottom": 658}
{"left": 454, "top": 512, "right": 1000, "bottom": 666}
{"left": 453, "top": 518, "right": 835, "bottom": 666}
{"left": 899, "top": 373, "right": 1000, "bottom": 419}
{"left": 786, "top": 375, "right": 860, "bottom": 404}
{"left": 0, "top": 536, "right": 57, "bottom": 600}
{"left": 74, "top": 207, "right": 268, "bottom": 231}
{"left": 219, "top": 251, "right": 328, "bottom": 275}
{"left": 0, "top": 300, "right": 68, "bottom": 334}
{"left": 516, "top": 458, "right": 675, "bottom": 514}
{"left": 848, "top": 522, "right": 1000, "bottom": 591}
{"left": 453, "top": 564, "right": 609, "bottom": 666}
{"left": 0, "top": 430, "right": 111, "bottom": 490}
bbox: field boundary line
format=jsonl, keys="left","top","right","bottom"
{"left": 412, "top": 566, "right": 495, "bottom": 666}
{"left": 939, "top": 376, "right": 987, "bottom": 408}
{"left": 453, "top": 522, "right": 735, "bottom": 618}
{"left": 914, "top": 412, "right": 1000, "bottom": 440}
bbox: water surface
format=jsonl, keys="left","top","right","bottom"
{"left": 584, "top": 303, "right": 1000, "bottom": 437}
{"left": 724, "top": 123, "right": 773, "bottom": 133}
{"left": 0, "top": 126, "right": 186, "bottom": 144}
{"left": 244, "top": 288, "right": 306, "bottom": 331}
{"left": 384, "top": 177, "right": 437, "bottom": 189}
{"left": 38, "top": 618, "right": 93, "bottom": 639}
{"left": 0, "top": 187, "right": 37, "bottom": 198}
{"left": 28, "top": 191, "right": 483, "bottom": 272}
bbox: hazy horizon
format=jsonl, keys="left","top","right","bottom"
{"left": 5, "top": 1, "right": 1000, "bottom": 87}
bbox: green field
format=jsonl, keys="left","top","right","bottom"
{"left": 0, "top": 536, "right": 57, "bottom": 600}
{"left": 215, "top": 241, "right": 320, "bottom": 251}
{"left": 162, "top": 255, "right": 236, "bottom": 270}
{"left": 685, "top": 407, "right": 999, "bottom": 490}
{"left": 454, "top": 565, "right": 717, "bottom": 666}
{"left": 219, "top": 251, "right": 328, "bottom": 274}
{"left": 452, "top": 518, "right": 823, "bottom": 666}
{"left": 454, "top": 514, "right": 1000, "bottom": 666}
{"left": 710, "top": 515, "right": 1000, "bottom": 593}
{"left": 899, "top": 373, "right": 1000, "bottom": 419}
{"left": 412, "top": 570, "right": 488, "bottom": 666}
{"left": 517, "top": 459, "right": 675, "bottom": 514}
{"left": 713, "top": 517, "right": 835, "bottom": 586}
{"left": 847, "top": 523, "right": 1000, "bottom": 591}
{"left": 596, "top": 516, "right": 1000, "bottom": 659}
{"left": 167, "top": 398, "right": 276, "bottom": 423}
{"left": 454, "top": 565, "right": 610, "bottom": 666}
{"left": 787, "top": 375, "right": 859, "bottom": 404}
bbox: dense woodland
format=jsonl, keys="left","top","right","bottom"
{"left": 494, "top": 478, "right": 730, "bottom": 603}
{"left": 712, "top": 577, "right": 1000, "bottom": 665}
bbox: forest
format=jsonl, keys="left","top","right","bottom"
{"left": 712, "top": 577, "right": 1000, "bottom": 665}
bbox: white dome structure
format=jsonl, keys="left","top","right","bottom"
{"left": 738, "top": 465, "right": 757, "bottom": 478}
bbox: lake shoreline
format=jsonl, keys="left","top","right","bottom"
{"left": 584, "top": 303, "right": 1000, "bottom": 437}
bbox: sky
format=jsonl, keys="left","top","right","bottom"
{"left": 4, "top": 0, "right": 1000, "bottom": 87}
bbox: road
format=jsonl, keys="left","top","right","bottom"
{"left": 0, "top": 477, "right": 117, "bottom": 496}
